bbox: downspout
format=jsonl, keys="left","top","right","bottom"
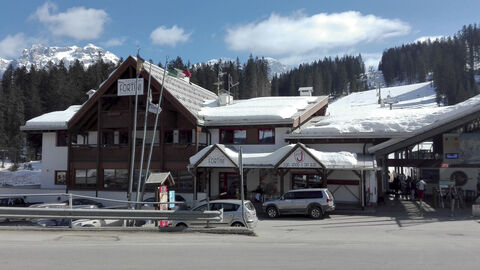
{"left": 187, "top": 165, "right": 197, "bottom": 201}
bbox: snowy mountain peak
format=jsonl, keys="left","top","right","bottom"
{"left": 0, "top": 44, "right": 120, "bottom": 76}
{"left": 199, "top": 57, "right": 291, "bottom": 80}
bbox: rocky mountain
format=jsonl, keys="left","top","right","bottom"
{"left": 0, "top": 44, "right": 120, "bottom": 77}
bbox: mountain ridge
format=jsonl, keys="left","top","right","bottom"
{"left": 0, "top": 44, "right": 120, "bottom": 77}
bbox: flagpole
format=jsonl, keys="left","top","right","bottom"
{"left": 135, "top": 61, "right": 153, "bottom": 207}
{"left": 139, "top": 57, "right": 168, "bottom": 202}
{"left": 127, "top": 50, "right": 142, "bottom": 207}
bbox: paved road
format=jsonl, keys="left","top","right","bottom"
{"left": 0, "top": 210, "right": 479, "bottom": 270}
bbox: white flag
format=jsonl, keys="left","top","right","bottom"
{"left": 148, "top": 101, "right": 162, "bottom": 114}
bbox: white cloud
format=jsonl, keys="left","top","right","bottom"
{"left": 0, "top": 33, "right": 28, "bottom": 58}
{"left": 414, "top": 35, "right": 445, "bottom": 43}
{"left": 150, "top": 25, "right": 191, "bottom": 46}
{"left": 225, "top": 11, "right": 410, "bottom": 64}
{"left": 31, "top": 2, "right": 108, "bottom": 40}
{"left": 102, "top": 37, "right": 126, "bottom": 47}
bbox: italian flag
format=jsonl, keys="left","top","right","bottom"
{"left": 168, "top": 68, "right": 191, "bottom": 78}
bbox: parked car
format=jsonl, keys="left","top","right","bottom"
{"left": 143, "top": 195, "right": 188, "bottom": 210}
{"left": 28, "top": 203, "right": 99, "bottom": 227}
{"left": 169, "top": 199, "right": 258, "bottom": 229}
{"left": 61, "top": 198, "right": 104, "bottom": 208}
{"left": 0, "top": 197, "right": 42, "bottom": 207}
{"left": 0, "top": 197, "right": 43, "bottom": 223}
{"left": 262, "top": 188, "right": 335, "bottom": 219}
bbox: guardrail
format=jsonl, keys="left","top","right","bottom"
{"left": 0, "top": 207, "right": 223, "bottom": 221}
{"left": 0, "top": 192, "right": 221, "bottom": 228}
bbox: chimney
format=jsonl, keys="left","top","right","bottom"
{"left": 218, "top": 93, "right": 233, "bottom": 106}
{"left": 298, "top": 87, "right": 313, "bottom": 96}
{"left": 86, "top": 89, "right": 96, "bottom": 99}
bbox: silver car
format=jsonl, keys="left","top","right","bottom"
{"left": 170, "top": 200, "right": 258, "bottom": 229}
{"left": 263, "top": 188, "right": 335, "bottom": 219}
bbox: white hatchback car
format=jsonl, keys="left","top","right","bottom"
{"left": 169, "top": 200, "right": 258, "bottom": 229}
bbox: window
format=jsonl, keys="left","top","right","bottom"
{"left": 119, "top": 130, "right": 129, "bottom": 145}
{"left": 55, "top": 171, "right": 67, "bottom": 185}
{"left": 56, "top": 131, "right": 68, "bottom": 147}
{"left": 102, "top": 131, "right": 114, "bottom": 145}
{"left": 292, "top": 174, "right": 323, "bottom": 189}
{"left": 74, "top": 169, "right": 97, "bottom": 187}
{"left": 179, "top": 130, "right": 192, "bottom": 144}
{"left": 104, "top": 169, "right": 128, "bottom": 190}
{"left": 295, "top": 191, "right": 323, "bottom": 199}
{"left": 73, "top": 133, "right": 88, "bottom": 145}
{"left": 258, "top": 128, "right": 275, "bottom": 144}
{"left": 283, "top": 192, "right": 295, "bottom": 199}
{"left": 193, "top": 204, "right": 208, "bottom": 211}
{"left": 164, "top": 130, "right": 174, "bottom": 143}
{"left": 220, "top": 129, "right": 246, "bottom": 144}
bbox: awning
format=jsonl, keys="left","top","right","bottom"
{"left": 145, "top": 172, "right": 175, "bottom": 186}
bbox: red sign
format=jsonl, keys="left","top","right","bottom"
{"left": 441, "top": 163, "right": 449, "bottom": 168}
{"left": 159, "top": 185, "right": 169, "bottom": 227}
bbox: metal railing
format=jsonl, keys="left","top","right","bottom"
{"left": 0, "top": 207, "right": 223, "bottom": 221}
{"left": 0, "top": 193, "right": 222, "bottom": 228}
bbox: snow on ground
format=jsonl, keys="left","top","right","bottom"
{"left": 295, "top": 81, "right": 449, "bottom": 136}
{"left": 0, "top": 161, "right": 41, "bottom": 186}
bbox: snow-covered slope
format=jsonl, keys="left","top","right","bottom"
{"left": 0, "top": 44, "right": 120, "bottom": 76}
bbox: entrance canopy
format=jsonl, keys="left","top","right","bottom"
{"left": 189, "top": 143, "right": 376, "bottom": 170}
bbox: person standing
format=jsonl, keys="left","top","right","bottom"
{"left": 417, "top": 179, "right": 426, "bottom": 201}
{"left": 417, "top": 179, "right": 426, "bottom": 216}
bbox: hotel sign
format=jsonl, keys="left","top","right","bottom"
{"left": 279, "top": 149, "right": 320, "bottom": 168}
{"left": 117, "top": 78, "right": 144, "bottom": 96}
{"left": 198, "top": 148, "right": 236, "bottom": 168}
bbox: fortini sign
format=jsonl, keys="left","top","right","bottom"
{"left": 117, "top": 78, "right": 144, "bottom": 96}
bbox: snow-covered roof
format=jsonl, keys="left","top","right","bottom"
{"left": 287, "top": 81, "right": 444, "bottom": 139}
{"left": 199, "top": 96, "right": 327, "bottom": 126}
{"left": 190, "top": 143, "right": 376, "bottom": 169}
{"left": 21, "top": 105, "right": 82, "bottom": 131}
{"left": 369, "top": 93, "right": 480, "bottom": 154}
{"left": 141, "top": 60, "right": 218, "bottom": 119}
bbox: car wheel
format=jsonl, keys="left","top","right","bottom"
{"left": 266, "top": 206, "right": 279, "bottom": 218}
{"left": 176, "top": 223, "right": 187, "bottom": 229}
{"left": 309, "top": 206, "right": 323, "bottom": 219}
{"left": 231, "top": 222, "right": 245, "bottom": 227}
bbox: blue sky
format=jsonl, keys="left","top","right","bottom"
{"left": 0, "top": 0, "right": 479, "bottom": 68}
